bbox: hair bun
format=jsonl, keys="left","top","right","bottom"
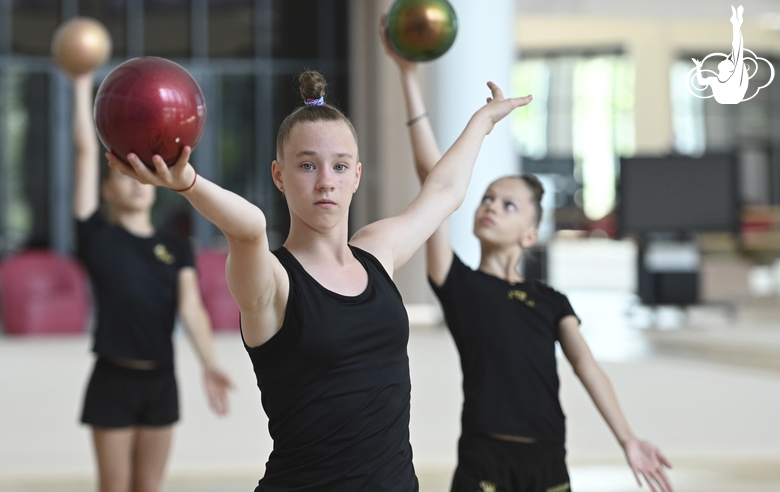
{"left": 298, "top": 71, "right": 327, "bottom": 103}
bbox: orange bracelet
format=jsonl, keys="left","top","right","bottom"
{"left": 172, "top": 171, "right": 198, "bottom": 193}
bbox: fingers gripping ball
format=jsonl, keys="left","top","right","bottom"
{"left": 385, "top": 0, "right": 458, "bottom": 62}
{"left": 94, "top": 57, "right": 207, "bottom": 168}
{"left": 51, "top": 17, "right": 112, "bottom": 75}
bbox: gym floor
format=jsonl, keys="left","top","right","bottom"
{"left": 2, "top": 291, "right": 780, "bottom": 492}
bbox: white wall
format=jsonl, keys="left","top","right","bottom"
{"left": 516, "top": 15, "right": 780, "bottom": 155}
{"left": 349, "top": 0, "right": 434, "bottom": 305}
{"left": 431, "top": 0, "right": 518, "bottom": 269}
{"left": 515, "top": 0, "right": 780, "bottom": 18}
{"left": 350, "top": 1, "right": 780, "bottom": 306}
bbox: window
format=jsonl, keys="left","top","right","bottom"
{"left": 0, "top": 1, "right": 350, "bottom": 254}
{"left": 671, "top": 55, "right": 780, "bottom": 205}
{"left": 511, "top": 53, "right": 636, "bottom": 224}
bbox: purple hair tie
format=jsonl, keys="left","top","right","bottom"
{"left": 305, "top": 97, "right": 324, "bottom": 107}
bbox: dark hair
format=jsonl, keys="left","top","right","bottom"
{"left": 99, "top": 156, "right": 112, "bottom": 184}
{"left": 519, "top": 173, "right": 544, "bottom": 226}
{"left": 275, "top": 71, "right": 358, "bottom": 159}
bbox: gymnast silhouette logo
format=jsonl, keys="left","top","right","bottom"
{"left": 687, "top": 5, "right": 774, "bottom": 104}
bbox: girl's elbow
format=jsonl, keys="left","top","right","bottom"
{"left": 226, "top": 217, "right": 267, "bottom": 244}
{"left": 427, "top": 187, "right": 463, "bottom": 218}
{"left": 429, "top": 178, "right": 465, "bottom": 205}
{"left": 570, "top": 356, "right": 598, "bottom": 378}
{"left": 570, "top": 360, "right": 586, "bottom": 379}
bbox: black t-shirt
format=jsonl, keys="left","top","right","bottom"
{"left": 430, "top": 254, "right": 579, "bottom": 444}
{"left": 76, "top": 212, "right": 195, "bottom": 365}
{"left": 244, "top": 246, "right": 418, "bottom": 492}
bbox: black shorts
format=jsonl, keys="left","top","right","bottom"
{"left": 451, "top": 434, "right": 570, "bottom": 492}
{"left": 81, "top": 358, "right": 179, "bottom": 428}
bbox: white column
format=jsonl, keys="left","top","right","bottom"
{"left": 350, "top": 0, "right": 434, "bottom": 307}
{"left": 349, "top": 0, "right": 517, "bottom": 306}
{"left": 430, "top": 0, "right": 517, "bottom": 268}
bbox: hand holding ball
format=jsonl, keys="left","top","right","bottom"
{"left": 51, "top": 17, "right": 112, "bottom": 75}
{"left": 384, "top": 0, "right": 458, "bottom": 62}
{"left": 93, "top": 57, "right": 207, "bottom": 168}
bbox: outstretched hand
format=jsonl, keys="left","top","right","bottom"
{"left": 624, "top": 439, "right": 674, "bottom": 492}
{"left": 691, "top": 58, "right": 703, "bottom": 68}
{"left": 477, "top": 81, "right": 532, "bottom": 135}
{"left": 203, "top": 365, "right": 234, "bottom": 416}
{"left": 106, "top": 146, "right": 196, "bottom": 191}
{"left": 379, "top": 15, "right": 417, "bottom": 73}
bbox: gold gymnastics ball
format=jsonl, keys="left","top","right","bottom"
{"left": 51, "top": 17, "right": 112, "bottom": 75}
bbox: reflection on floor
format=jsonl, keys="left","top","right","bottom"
{"left": 4, "top": 462, "right": 780, "bottom": 492}
{"left": 1, "top": 291, "right": 780, "bottom": 491}
{"left": 562, "top": 290, "right": 780, "bottom": 492}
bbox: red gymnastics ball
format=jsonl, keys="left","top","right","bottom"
{"left": 94, "top": 57, "right": 206, "bottom": 168}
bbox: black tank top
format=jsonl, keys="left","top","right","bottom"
{"left": 244, "top": 245, "right": 418, "bottom": 492}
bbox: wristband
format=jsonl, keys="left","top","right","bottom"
{"left": 406, "top": 112, "right": 428, "bottom": 127}
{"left": 172, "top": 171, "right": 198, "bottom": 193}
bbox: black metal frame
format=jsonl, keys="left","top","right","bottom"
{"left": 0, "top": 0, "right": 349, "bottom": 254}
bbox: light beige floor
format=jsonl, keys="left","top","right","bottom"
{"left": 2, "top": 291, "right": 780, "bottom": 491}
{"left": 4, "top": 462, "right": 780, "bottom": 492}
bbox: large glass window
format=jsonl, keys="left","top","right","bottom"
{"left": 573, "top": 56, "right": 635, "bottom": 221}
{"left": 77, "top": 0, "right": 128, "bottom": 58}
{"left": 0, "top": 1, "right": 350, "bottom": 255}
{"left": 1, "top": 73, "right": 45, "bottom": 252}
{"left": 145, "top": 1, "right": 191, "bottom": 58}
{"left": 208, "top": 0, "right": 254, "bottom": 58}
{"left": 11, "top": 0, "right": 62, "bottom": 56}
{"left": 670, "top": 56, "right": 780, "bottom": 205}
{"left": 511, "top": 53, "right": 636, "bottom": 227}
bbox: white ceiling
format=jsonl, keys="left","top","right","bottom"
{"left": 516, "top": 0, "right": 780, "bottom": 18}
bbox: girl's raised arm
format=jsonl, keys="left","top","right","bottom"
{"left": 380, "top": 23, "right": 453, "bottom": 286}
{"left": 351, "top": 82, "right": 531, "bottom": 276}
{"left": 107, "top": 150, "right": 289, "bottom": 348}
{"left": 72, "top": 74, "right": 100, "bottom": 220}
